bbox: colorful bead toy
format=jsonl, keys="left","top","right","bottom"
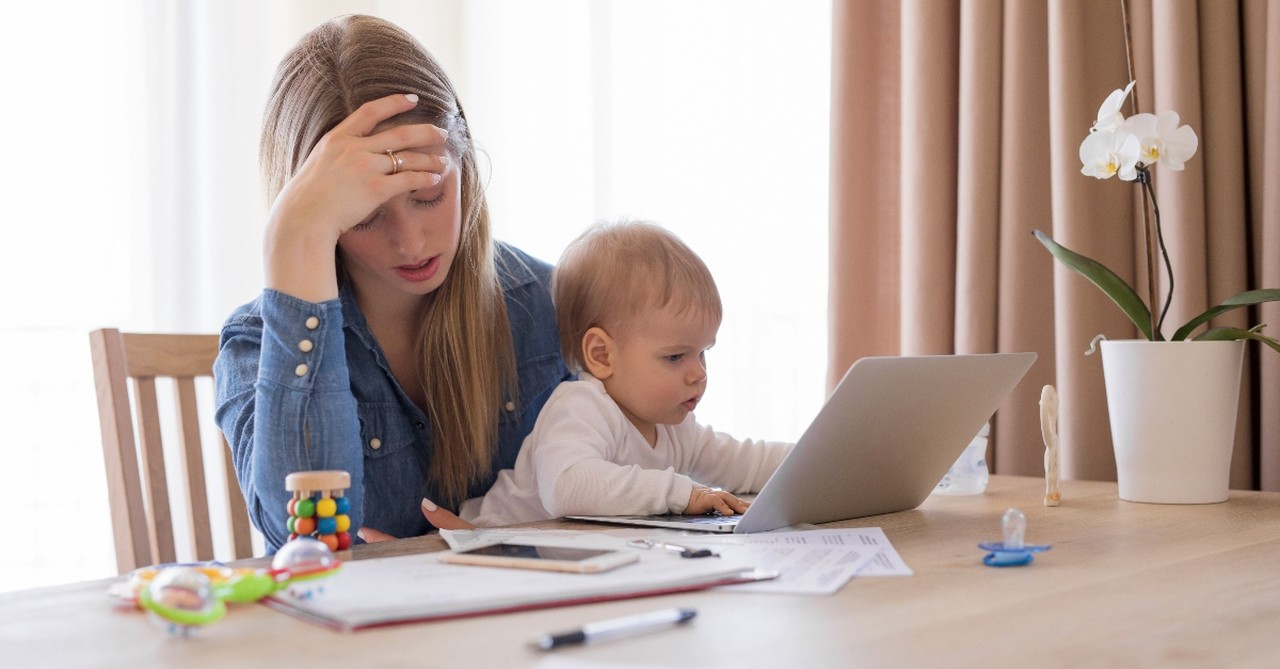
{"left": 285, "top": 470, "right": 353, "bottom": 552}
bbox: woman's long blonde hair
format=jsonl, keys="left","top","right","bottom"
{"left": 260, "top": 14, "right": 515, "bottom": 505}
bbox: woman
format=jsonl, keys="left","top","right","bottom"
{"left": 214, "top": 14, "right": 569, "bottom": 551}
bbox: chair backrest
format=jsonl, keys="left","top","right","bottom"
{"left": 89, "top": 328, "right": 254, "bottom": 573}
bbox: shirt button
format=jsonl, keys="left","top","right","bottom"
{"left": 370, "top": 438, "right": 382, "bottom": 450}
{"left": 415, "top": 421, "right": 425, "bottom": 430}
{"left": 294, "top": 363, "right": 309, "bottom": 377}
{"left": 305, "top": 316, "right": 320, "bottom": 330}
{"left": 298, "top": 339, "right": 314, "bottom": 352}
{"left": 504, "top": 401, "right": 516, "bottom": 412}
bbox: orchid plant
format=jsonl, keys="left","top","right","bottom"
{"left": 1033, "top": 81, "right": 1280, "bottom": 353}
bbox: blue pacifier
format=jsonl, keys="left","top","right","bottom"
{"left": 978, "top": 508, "right": 1051, "bottom": 567}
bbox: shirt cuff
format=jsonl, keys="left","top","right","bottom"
{"left": 258, "top": 289, "right": 348, "bottom": 391}
{"left": 668, "top": 474, "right": 695, "bottom": 514}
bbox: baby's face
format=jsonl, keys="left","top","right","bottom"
{"left": 603, "top": 304, "right": 720, "bottom": 441}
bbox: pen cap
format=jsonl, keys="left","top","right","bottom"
{"left": 537, "top": 630, "right": 587, "bottom": 649}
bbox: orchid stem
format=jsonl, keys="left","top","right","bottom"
{"left": 1138, "top": 169, "right": 1173, "bottom": 339}
{"left": 1120, "top": 0, "right": 1139, "bottom": 116}
{"left": 1120, "top": 0, "right": 1161, "bottom": 340}
{"left": 1138, "top": 171, "right": 1158, "bottom": 339}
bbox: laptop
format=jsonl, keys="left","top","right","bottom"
{"left": 567, "top": 352, "right": 1036, "bottom": 534}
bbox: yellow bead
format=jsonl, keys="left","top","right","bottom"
{"left": 335, "top": 514, "right": 351, "bottom": 533}
{"left": 316, "top": 497, "right": 337, "bottom": 518}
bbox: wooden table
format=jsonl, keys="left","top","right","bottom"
{"left": 5, "top": 475, "right": 1279, "bottom": 668}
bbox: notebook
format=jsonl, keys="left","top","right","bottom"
{"left": 567, "top": 352, "right": 1036, "bottom": 534}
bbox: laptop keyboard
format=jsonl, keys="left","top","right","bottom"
{"left": 683, "top": 514, "right": 741, "bottom": 526}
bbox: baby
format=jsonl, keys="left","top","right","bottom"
{"left": 460, "top": 221, "right": 793, "bottom": 526}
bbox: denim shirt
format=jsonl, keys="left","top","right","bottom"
{"left": 214, "top": 242, "right": 570, "bottom": 552}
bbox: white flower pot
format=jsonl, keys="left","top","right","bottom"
{"left": 1099, "top": 339, "right": 1245, "bottom": 504}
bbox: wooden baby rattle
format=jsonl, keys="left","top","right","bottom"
{"left": 286, "top": 470, "right": 353, "bottom": 551}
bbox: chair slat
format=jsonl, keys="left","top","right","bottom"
{"left": 174, "top": 376, "right": 215, "bottom": 561}
{"left": 89, "top": 329, "right": 151, "bottom": 573}
{"left": 132, "top": 376, "right": 175, "bottom": 565}
{"left": 221, "top": 435, "right": 254, "bottom": 558}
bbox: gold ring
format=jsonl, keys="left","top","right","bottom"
{"left": 386, "top": 149, "right": 404, "bottom": 175}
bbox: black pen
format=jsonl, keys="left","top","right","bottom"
{"left": 533, "top": 607, "right": 697, "bottom": 650}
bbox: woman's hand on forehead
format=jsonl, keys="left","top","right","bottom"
{"left": 264, "top": 93, "right": 457, "bottom": 301}
{"left": 277, "top": 94, "right": 451, "bottom": 236}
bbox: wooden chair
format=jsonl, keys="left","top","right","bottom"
{"left": 89, "top": 328, "right": 254, "bottom": 573}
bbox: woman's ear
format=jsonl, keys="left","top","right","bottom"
{"left": 581, "top": 327, "right": 614, "bottom": 379}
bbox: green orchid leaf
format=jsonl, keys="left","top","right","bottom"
{"left": 1171, "top": 289, "right": 1280, "bottom": 341}
{"left": 1032, "top": 229, "right": 1155, "bottom": 340}
{"left": 1193, "top": 326, "right": 1280, "bottom": 354}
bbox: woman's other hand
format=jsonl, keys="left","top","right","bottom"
{"left": 356, "top": 497, "right": 475, "bottom": 543}
{"left": 419, "top": 497, "right": 475, "bottom": 530}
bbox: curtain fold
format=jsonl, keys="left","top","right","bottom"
{"left": 829, "top": 1, "right": 902, "bottom": 386}
{"left": 831, "top": 0, "right": 1280, "bottom": 488}
{"left": 1255, "top": 0, "right": 1280, "bottom": 488}
{"left": 992, "top": 0, "right": 1054, "bottom": 475}
{"left": 955, "top": 0, "right": 1002, "bottom": 360}
{"left": 899, "top": 2, "right": 960, "bottom": 355}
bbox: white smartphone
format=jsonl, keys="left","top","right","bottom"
{"left": 436, "top": 542, "right": 640, "bottom": 573}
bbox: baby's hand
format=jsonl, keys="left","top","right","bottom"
{"left": 685, "top": 486, "right": 750, "bottom": 516}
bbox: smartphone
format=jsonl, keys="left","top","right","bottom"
{"left": 436, "top": 542, "right": 639, "bottom": 573}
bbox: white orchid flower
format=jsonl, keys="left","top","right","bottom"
{"left": 1079, "top": 129, "right": 1141, "bottom": 181}
{"left": 1091, "top": 80, "right": 1136, "bottom": 133}
{"left": 1119, "top": 110, "right": 1199, "bottom": 170}
{"left": 1041, "top": 80, "right": 1280, "bottom": 352}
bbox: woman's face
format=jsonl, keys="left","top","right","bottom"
{"left": 337, "top": 149, "right": 462, "bottom": 307}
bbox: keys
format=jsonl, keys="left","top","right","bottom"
{"left": 626, "top": 538, "right": 719, "bottom": 559}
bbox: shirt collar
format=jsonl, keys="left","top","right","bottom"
{"left": 494, "top": 241, "right": 540, "bottom": 293}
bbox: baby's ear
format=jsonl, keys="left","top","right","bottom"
{"left": 581, "top": 327, "right": 614, "bottom": 379}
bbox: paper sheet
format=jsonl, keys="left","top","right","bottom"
{"left": 657, "top": 527, "right": 912, "bottom": 593}
{"left": 442, "top": 526, "right": 912, "bottom": 596}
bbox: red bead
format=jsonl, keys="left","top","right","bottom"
{"left": 336, "top": 532, "right": 352, "bottom": 550}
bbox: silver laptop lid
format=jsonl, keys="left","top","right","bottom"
{"left": 733, "top": 352, "right": 1035, "bottom": 533}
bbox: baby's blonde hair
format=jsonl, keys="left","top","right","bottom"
{"left": 553, "top": 221, "right": 722, "bottom": 372}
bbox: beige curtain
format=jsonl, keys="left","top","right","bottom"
{"left": 830, "top": 0, "right": 1280, "bottom": 488}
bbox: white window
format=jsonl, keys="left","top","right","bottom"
{"left": 0, "top": 0, "right": 829, "bottom": 590}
